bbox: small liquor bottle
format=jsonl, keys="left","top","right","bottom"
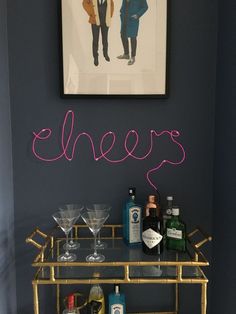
{"left": 166, "top": 206, "right": 186, "bottom": 252}
{"left": 145, "top": 195, "right": 161, "bottom": 218}
{"left": 63, "top": 294, "right": 76, "bottom": 314}
{"left": 163, "top": 196, "right": 173, "bottom": 231}
{"left": 142, "top": 208, "right": 163, "bottom": 255}
{"left": 89, "top": 275, "right": 105, "bottom": 314}
{"left": 123, "top": 187, "right": 142, "bottom": 246}
{"left": 108, "top": 284, "right": 126, "bottom": 314}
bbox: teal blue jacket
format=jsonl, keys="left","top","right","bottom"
{"left": 120, "top": 0, "right": 148, "bottom": 37}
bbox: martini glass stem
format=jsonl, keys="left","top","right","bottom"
{"left": 97, "top": 231, "right": 101, "bottom": 246}
{"left": 65, "top": 231, "right": 70, "bottom": 256}
{"left": 69, "top": 229, "right": 73, "bottom": 245}
{"left": 94, "top": 233, "right": 98, "bottom": 257}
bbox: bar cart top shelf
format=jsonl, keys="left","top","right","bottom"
{"left": 26, "top": 224, "right": 211, "bottom": 283}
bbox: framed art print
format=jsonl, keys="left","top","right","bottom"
{"left": 60, "top": 0, "right": 168, "bottom": 97}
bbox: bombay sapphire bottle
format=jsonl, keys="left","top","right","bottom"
{"left": 123, "top": 187, "right": 142, "bottom": 246}
{"left": 108, "top": 284, "right": 126, "bottom": 314}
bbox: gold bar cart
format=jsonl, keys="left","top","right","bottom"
{"left": 26, "top": 224, "right": 211, "bottom": 314}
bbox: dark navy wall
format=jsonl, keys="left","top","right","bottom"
{"left": 211, "top": 1, "right": 236, "bottom": 313}
{"left": 6, "top": 0, "right": 219, "bottom": 313}
{"left": 0, "top": 0, "right": 16, "bottom": 312}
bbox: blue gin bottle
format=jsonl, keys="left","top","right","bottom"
{"left": 123, "top": 187, "right": 142, "bottom": 246}
{"left": 108, "top": 284, "right": 126, "bottom": 314}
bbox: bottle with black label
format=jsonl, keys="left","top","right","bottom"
{"left": 123, "top": 187, "right": 142, "bottom": 246}
{"left": 142, "top": 208, "right": 163, "bottom": 255}
{"left": 166, "top": 206, "right": 186, "bottom": 252}
{"left": 87, "top": 301, "right": 102, "bottom": 314}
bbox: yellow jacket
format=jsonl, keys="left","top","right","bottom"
{"left": 82, "top": 0, "right": 114, "bottom": 27}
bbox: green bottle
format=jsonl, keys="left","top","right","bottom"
{"left": 166, "top": 206, "right": 186, "bottom": 252}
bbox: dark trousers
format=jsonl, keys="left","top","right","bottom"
{"left": 121, "top": 32, "right": 137, "bottom": 58}
{"left": 91, "top": 24, "right": 109, "bottom": 58}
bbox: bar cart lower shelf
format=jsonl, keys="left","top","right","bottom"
{"left": 26, "top": 225, "right": 211, "bottom": 314}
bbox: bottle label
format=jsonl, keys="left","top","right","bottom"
{"left": 111, "top": 304, "right": 124, "bottom": 314}
{"left": 167, "top": 228, "right": 182, "bottom": 239}
{"left": 129, "top": 206, "right": 141, "bottom": 243}
{"left": 142, "top": 228, "right": 163, "bottom": 249}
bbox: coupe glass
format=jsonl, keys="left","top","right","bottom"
{"left": 52, "top": 211, "right": 78, "bottom": 262}
{"left": 81, "top": 210, "right": 109, "bottom": 262}
{"left": 59, "top": 204, "right": 84, "bottom": 250}
{"left": 87, "top": 204, "right": 111, "bottom": 249}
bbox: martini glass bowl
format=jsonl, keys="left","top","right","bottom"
{"left": 52, "top": 211, "right": 78, "bottom": 262}
{"left": 81, "top": 210, "right": 109, "bottom": 262}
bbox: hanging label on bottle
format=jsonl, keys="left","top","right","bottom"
{"left": 142, "top": 228, "right": 163, "bottom": 249}
{"left": 129, "top": 206, "right": 141, "bottom": 243}
{"left": 167, "top": 228, "right": 182, "bottom": 239}
{"left": 111, "top": 304, "right": 124, "bottom": 314}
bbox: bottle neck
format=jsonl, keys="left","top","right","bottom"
{"left": 129, "top": 195, "right": 135, "bottom": 201}
{"left": 115, "top": 285, "right": 120, "bottom": 294}
{"left": 167, "top": 200, "right": 173, "bottom": 208}
{"left": 172, "top": 215, "right": 179, "bottom": 221}
{"left": 68, "top": 294, "right": 74, "bottom": 311}
{"left": 148, "top": 208, "right": 157, "bottom": 218}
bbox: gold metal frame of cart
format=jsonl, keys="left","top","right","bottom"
{"left": 26, "top": 224, "right": 212, "bottom": 314}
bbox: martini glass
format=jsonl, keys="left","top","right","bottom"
{"left": 52, "top": 211, "right": 77, "bottom": 262}
{"left": 87, "top": 204, "right": 111, "bottom": 249}
{"left": 81, "top": 210, "right": 109, "bottom": 262}
{"left": 59, "top": 204, "right": 84, "bottom": 250}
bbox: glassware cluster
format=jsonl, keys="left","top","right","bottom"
{"left": 53, "top": 203, "right": 110, "bottom": 263}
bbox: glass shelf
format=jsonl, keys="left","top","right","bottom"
{"left": 33, "top": 233, "right": 208, "bottom": 282}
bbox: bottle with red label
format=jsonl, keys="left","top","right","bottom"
{"left": 63, "top": 294, "right": 77, "bottom": 314}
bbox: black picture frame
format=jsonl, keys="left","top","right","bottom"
{"left": 60, "top": 0, "right": 169, "bottom": 98}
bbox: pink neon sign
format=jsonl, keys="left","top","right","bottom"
{"left": 32, "top": 110, "right": 186, "bottom": 190}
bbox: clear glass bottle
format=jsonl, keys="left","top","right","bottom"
{"left": 166, "top": 206, "right": 186, "bottom": 252}
{"left": 122, "top": 187, "right": 142, "bottom": 246}
{"left": 163, "top": 196, "right": 173, "bottom": 231}
{"left": 145, "top": 195, "right": 161, "bottom": 218}
{"left": 142, "top": 208, "right": 163, "bottom": 255}
{"left": 108, "top": 284, "right": 126, "bottom": 314}
{"left": 89, "top": 274, "right": 105, "bottom": 314}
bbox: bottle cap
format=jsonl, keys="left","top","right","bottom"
{"left": 148, "top": 195, "right": 156, "bottom": 203}
{"left": 172, "top": 207, "right": 179, "bottom": 216}
{"left": 167, "top": 196, "right": 173, "bottom": 201}
{"left": 114, "top": 284, "right": 120, "bottom": 294}
{"left": 67, "top": 294, "right": 74, "bottom": 310}
{"left": 129, "top": 187, "right": 136, "bottom": 196}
